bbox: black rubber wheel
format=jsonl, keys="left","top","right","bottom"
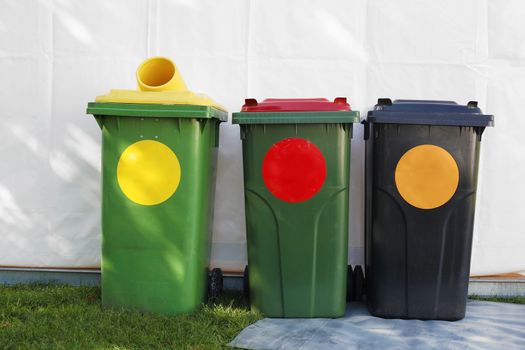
{"left": 353, "top": 265, "right": 364, "bottom": 302}
{"left": 346, "top": 265, "right": 355, "bottom": 302}
{"left": 243, "top": 265, "right": 250, "bottom": 304}
{"left": 208, "top": 268, "right": 223, "bottom": 302}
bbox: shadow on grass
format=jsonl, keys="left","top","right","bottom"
{"left": 0, "top": 283, "right": 261, "bottom": 350}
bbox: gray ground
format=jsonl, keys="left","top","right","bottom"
{"left": 229, "top": 301, "right": 525, "bottom": 350}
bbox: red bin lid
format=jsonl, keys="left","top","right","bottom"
{"left": 240, "top": 98, "right": 351, "bottom": 112}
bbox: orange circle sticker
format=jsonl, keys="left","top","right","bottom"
{"left": 395, "top": 144, "right": 459, "bottom": 210}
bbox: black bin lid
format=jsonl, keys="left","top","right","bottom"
{"left": 367, "top": 99, "right": 494, "bottom": 127}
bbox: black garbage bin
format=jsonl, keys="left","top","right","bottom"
{"left": 364, "top": 99, "right": 494, "bottom": 320}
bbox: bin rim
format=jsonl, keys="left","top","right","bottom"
{"left": 367, "top": 99, "right": 494, "bottom": 127}
{"left": 232, "top": 111, "right": 360, "bottom": 124}
{"left": 86, "top": 102, "right": 228, "bottom": 122}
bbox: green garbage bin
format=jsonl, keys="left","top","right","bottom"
{"left": 233, "top": 98, "right": 360, "bottom": 318}
{"left": 86, "top": 57, "right": 227, "bottom": 315}
{"left": 364, "top": 99, "right": 494, "bottom": 320}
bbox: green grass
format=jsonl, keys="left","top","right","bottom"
{"left": 0, "top": 284, "right": 262, "bottom": 350}
{"left": 469, "top": 295, "right": 525, "bottom": 304}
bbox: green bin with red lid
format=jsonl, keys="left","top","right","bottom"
{"left": 232, "top": 98, "right": 360, "bottom": 317}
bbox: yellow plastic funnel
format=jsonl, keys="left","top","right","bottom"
{"left": 136, "top": 57, "right": 187, "bottom": 92}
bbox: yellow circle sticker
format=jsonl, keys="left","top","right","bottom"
{"left": 395, "top": 144, "right": 459, "bottom": 210}
{"left": 117, "top": 140, "right": 181, "bottom": 206}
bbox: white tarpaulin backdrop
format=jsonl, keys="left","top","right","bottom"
{"left": 1, "top": 0, "right": 524, "bottom": 275}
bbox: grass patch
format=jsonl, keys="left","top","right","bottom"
{"left": 469, "top": 295, "right": 525, "bottom": 304}
{"left": 0, "top": 284, "right": 262, "bottom": 350}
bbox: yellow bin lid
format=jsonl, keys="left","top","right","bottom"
{"left": 94, "top": 57, "right": 226, "bottom": 112}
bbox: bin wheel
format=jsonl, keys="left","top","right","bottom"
{"left": 353, "top": 265, "right": 364, "bottom": 302}
{"left": 243, "top": 265, "right": 250, "bottom": 304}
{"left": 346, "top": 265, "right": 355, "bottom": 302}
{"left": 208, "top": 268, "right": 223, "bottom": 302}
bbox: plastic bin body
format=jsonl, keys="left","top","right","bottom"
{"left": 364, "top": 100, "right": 494, "bottom": 320}
{"left": 233, "top": 98, "right": 359, "bottom": 318}
{"left": 87, "top": 103, "right": 225, "bottom": 315}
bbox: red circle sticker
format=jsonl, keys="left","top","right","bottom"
{"left": 262, "top": 138, "right": 326, "bottom": 203}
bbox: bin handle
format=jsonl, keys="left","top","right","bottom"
{"left": 362, "top": 120, "right": 369, "bottom": 140}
